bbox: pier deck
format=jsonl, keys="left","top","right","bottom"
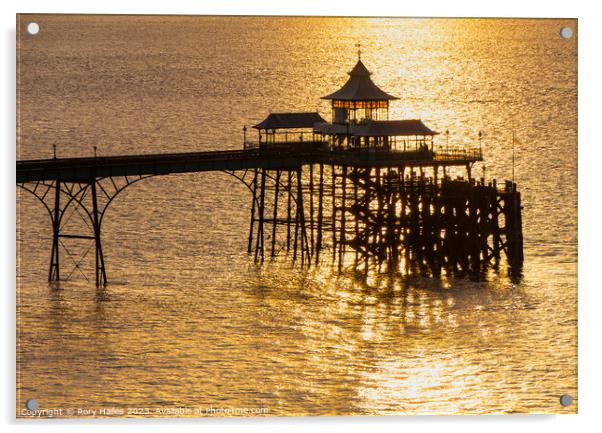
{"left": 17, "top": 146, "right": 482, "bottom": 183}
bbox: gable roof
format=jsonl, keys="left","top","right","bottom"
{"left": 321, "top": 59, "right": 398, "bottom": 102}
{"left": 253, "top": 112, "right": 327, "bottom": 130}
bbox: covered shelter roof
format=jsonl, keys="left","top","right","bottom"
{"left": 313, "top": 119, "right": 438, "bottom": 136}
{"left": 253, "top": 112, "right": 327, "bottom": 130}
{"left": 321, "top": 59, "right": 398, "bottom": 101}
{"left": 356, "top": 120, "right": 438, "bottom": 136}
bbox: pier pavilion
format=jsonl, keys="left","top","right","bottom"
{"left": 252, "top": 58, "right": 453, "bottom": 167}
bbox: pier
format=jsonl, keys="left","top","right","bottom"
{"left": 16, "top": 57, "right": 523, "bottom": 286}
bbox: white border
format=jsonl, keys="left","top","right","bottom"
{"left": 3, "top": 1, "right": 601, "bottom": 432}
{"left": 3, "top": 0, "right": 585, "bottom": 18}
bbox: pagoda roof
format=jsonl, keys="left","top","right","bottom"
{"left": 321, "top": 59, "right": 398, "bottom": 102}
{"left": 253, "top": 112, "right": 327, "bottom": 130}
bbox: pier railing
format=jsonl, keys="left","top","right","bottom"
{"left": 257, "top": 130, "right": 319, "bottom": 145}
{"left": 245, "top": 140, "right": 483, "bottom": 163}
{"left": 244, "top": 140, "right": 260, "bottom": 150}
{"left": 433, "top": 148, "right": 483, "bottom": 161}
{"left": 322, "top": 147, "right": 483, "bottom": 165}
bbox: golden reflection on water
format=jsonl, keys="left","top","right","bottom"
{"left": 357, "top": 357, "right": 489, "bottom": 415}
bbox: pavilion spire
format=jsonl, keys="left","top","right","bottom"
{"left": 321, "top": 57, "right": 397, "bottom": 101}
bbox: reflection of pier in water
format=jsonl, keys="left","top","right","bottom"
{"left": 16, "top": 57, "right": 523, "bottom": 286}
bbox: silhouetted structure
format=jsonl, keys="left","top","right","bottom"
{"left": 16, "top": 57, "right": 523, "bottom": 286}
{"left": 245, "top": 57, "right": 523, "bottom": 275}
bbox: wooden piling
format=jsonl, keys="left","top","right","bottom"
{"left": 297, "top": 167, "right": 311, "bottom": 265}
{"left": 309, "top": 164, "right": 314, "bottom": 255}
{"left": 339, "top": 165, "right": 347, "bottom": 268}
{"left": 271, "top": 170, "right": 281, "bottom": 256}
{"left": 247, "top": 168, "right": 258, "bottom": 253}
{"left": 332, "top": 164, "right": 337, "bottom": 260}
{"left": 286, "top": 170, "right": 292, "bottom": 252}
{"left": 293, "top": 170, "right": 299, "bottom": 262}
{"left": 255, "top": 168, "right": 266, "bottom": 262}
{"left": 316, "top": 163, "right": 324, "bottom": 264}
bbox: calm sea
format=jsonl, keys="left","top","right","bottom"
{"left": 17, "top": 16, "right": 577, "bottom": 416}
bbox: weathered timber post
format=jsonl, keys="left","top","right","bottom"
{"left": 443, "top": 180, "right": 458, "bottom": 273}
{"left": 286, "top": 171, "right": 292, "bottom": 252}
{"left": 388, "top": 168, "right": 400, "bottom": 266}
{"left": 363, "top": 167, "right": 370, "bottom": 273}
{"left": 375, "top": 168, "right": 384, "bottom": 271}
{"left": 293, "top": 169, "right": 300, "bottom": 262}
{"left": 247, "top": 168, "right": 258, "bottom": 253}
{"left": 504, "top": 183, "right": 524, "bottom": 267}
{"left": 433, "top": 180, "right": 444, "bottom": 277}
{"left": 458, "top": 183, "right": 471, "bottom": 273}
{"left": 297, "top": 167, "right": 311, "bottom": 265}
{"left": 316, "top": 163, "right": 324, "bottom": 264}
{"left": 332, "top": 164, "right": 337, "bottom": 260}
{"left": 469, "top": 185, "right": 481, "bottom": 273}
{"left": 353, "top": 167, "right": 360, "bottom": 264}
{"left": 309, "top": 164, "right": 314, "bottom": 255}
{"left": 339, "top": 165, "right": 347, "bottom": 269}
{"left": 491, "top": 180, "right": 502, "bottom": 265}
{"left": 479, "top": 186, "right": 493, "bottom": 265}
{"left": 271, "top": 170, "right": 281, "bottom": 256}
{"left": 255, "top": 169, "right": 266, "bottom": 262}
{"left": 400, "top": 167, "right": 409, "bottom": 273}
{"left": 409, "top": 171, "right": 419, "bottom": 271}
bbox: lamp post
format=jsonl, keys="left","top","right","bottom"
{"left": 52, "top": 144, "right": 56, "bottom": 159}
{"left": 243, "top": 125, "right": 247, "bottom": 149}
{"left": 94, "top": 145, "right": 97, "bottom": 158}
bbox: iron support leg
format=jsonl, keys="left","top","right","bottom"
{"left": 91, "top": 180, "right": 107, "bottom": 286}
{"left": 48, "top": 179, "right": 61, "bottom": 282}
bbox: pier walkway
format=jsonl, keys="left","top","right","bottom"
{"left": 16, "top": 146, "right": 482, "bottom": 183}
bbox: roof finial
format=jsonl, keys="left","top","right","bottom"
{"left": 355, "top": 42, "right": 361, "bottom": 60}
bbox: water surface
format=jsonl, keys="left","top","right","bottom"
{"left": 17, "top": 16, "right": 577, "bottom": 416}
